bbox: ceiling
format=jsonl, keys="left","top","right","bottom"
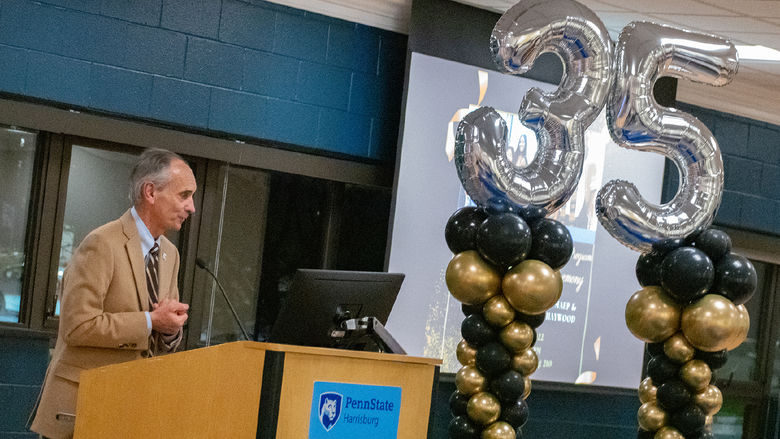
{"left": 268, "top": 0, "right": 780, "bottom": 125}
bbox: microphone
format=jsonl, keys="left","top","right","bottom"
{"left": 196, "top": 257, "right": 251, "bottom": 341}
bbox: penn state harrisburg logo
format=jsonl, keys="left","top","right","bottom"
{"left": 318, "top": 392, "right": 343, "bottom": 431}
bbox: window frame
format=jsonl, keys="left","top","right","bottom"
{"left": 0, "top": 126, "right": 46, "bottom": 330}
{"left": 720, "top": 227, "right": 780, "bottom": 438}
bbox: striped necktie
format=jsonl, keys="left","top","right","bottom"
{"left": 146, "top": 243, "right": 160, "bottom": 304}
{"left": 145, "top": 243, "right": 160, "bottom": 357}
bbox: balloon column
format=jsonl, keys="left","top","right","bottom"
{"left": 446, "top": 0, "right": 745, "bottom": 436}
{"left": 445, "top": 208, "right": 572, "bottom": 438}
{"left": 446, "top": 1, "right": 612, "bottom": 437}
{"left": 628, "top": 230, "right": 755, "bottom": 439}
{"left": 594, "top": 17, "right": 745, "bottom": 439}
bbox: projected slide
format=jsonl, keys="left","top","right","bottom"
{"left": 387, "top": 52, "right": 666, "bottom": 388}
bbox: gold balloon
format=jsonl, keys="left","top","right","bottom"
{"left": 681, "top": 294, "right": 742, "bottom": 352}
{"left": 680, "top": 359, "right": 712, "bottom": 392}
{"left": 466, "top": 392, "right": 501, "bottom": 425}
{"left": 725, "top": 304, "right": 750, "bottom": 351}
{"left": 502, "top": 259, "right": 562, "bottom": 315}
{"left": 483, "top": 294, "right": 516, "bottom": 328}
{"left": 654, "top": 426, "right": 685, "bottom": 439}
{"left": 625, "top": 286, "right": 681, "bottom": 343}
{"left": 481, "top": 421, "right": 515, "bottom": 439}
{"left": 446, "top": 251, "right": 501, "bottom": 305}
{"left": 500, "top": 321, "right": 534, "bottom": 353}
{"left": 638, "top": 377, "right": 657, "bottom": 404}
{"left": 522, "top": 376, "right": 532, "bottom": 399}
{"left": 457, "top": 339, "right": 477, "bottom": 366}
{"left": 637, "top": 401, "right": 667, "bottom": 431}
{"left": 511, "top": 348, "right": 539, "bottom": 376}
{"left": 455, "top": 365, "right": 486, "bottom": 395}
{"left": 694, "top": 385, "right": 723, "bottom": 416}
{"left": 664, "top": 332, "right": 695, "bottom": 364}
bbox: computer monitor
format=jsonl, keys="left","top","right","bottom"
{"left": 268, "top": 269, "right": 405, "bottom": 352}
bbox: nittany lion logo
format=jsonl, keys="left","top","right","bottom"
{"left": 318, "top": 392, "right": 343, "bottom": 431}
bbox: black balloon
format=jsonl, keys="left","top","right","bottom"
{"left": 661, "top": 247, "right": 714, "bottom": 302}
{"left": 670, "top": 404, "right": 706, "bottom": 436}
{"left": 636, "top": 252, "right": 665, "bottom": 287}
{"left": 490, "top": 370, "right": 526, "bottom": 404}
{"left": 476, "top": 342, "right": 511, "bottom": 376}
{"left": 446, "top": 207, "right": 488, "bottom": 254}
{"left": 647, "top": 355, "right": 680, "bottom": 385}
{"left": 500, "top": 397, "right": 530, "bottom": 428}
{"left": 713, "top": 253, "right": 758, "bottom": 305}
{"left": 695, "top": 349, "right": 728, "bottom": 370}
{"left": 485, "top": 197, "right": 517, "bottom": 215}
{"left": 692, "top": 229, "right": 732, "bottom": 262}
{"left": 653, "top": 238, "right": 685, "bottom": 254}
{"left": 462, "top": 303, "right": 483, "bottom": 317}
{"left": 476, "top": 213, "right": 532, "bottom": 269}
{"left": 461, "top": 314, "right": 496, "bottom": 347}
{"left": 450, "top": 391, "right": 470, "bottom": 416}
{"left": 516, "top": 206, "right": 547, "bottom": 223}
{"left": 530, "top": 329, "right": 537, "bottom": 347}
{"left": 657, "top": 380, "right": 692, "bottom": 411}
{"left": 646, "top": 342, "right": 665, "bottom": 358}
{"left": 449, "top": 415, "right": 480, "bottom": 439}
{"left": 527, "top": 218, "right": 573, "bottom": 270}
{"left": 516, "top": 312, "right": 545, "bottom": 328}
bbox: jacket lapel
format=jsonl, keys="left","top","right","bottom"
{"left": 120, "top": 210, "right": 150, "bottom": 312}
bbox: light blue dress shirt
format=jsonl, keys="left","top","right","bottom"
{"left": 130, "top": 206, "right": 160, "bottom": 335}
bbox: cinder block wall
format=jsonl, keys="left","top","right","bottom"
{"left": 679, "top": 103, "right": 780, "bottom": 235}
{"left": 0, "top": 0, "right": 406, "bottom": 161}
{"left": 0, "top": 334, "right": 49, "bottom": 438}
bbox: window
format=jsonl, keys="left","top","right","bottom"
{"left": 189, "top": 168, "right": 394, "bottom": 346}
{"left": 717, "top": 260, "right": 769, "bottom": 382}
{"left": 194, "top": 164, "right": 271, "bottom": 345}
{"left": 0, "top": 126, "right": 37, "bottom": 324}
{"left": 51, "top": 145, "right": 139, "bottom": 316}
{"left": 334, "top": 184, "right": 392, "bottom": 271}
{"left": 709, "top": 231, "right": 780, "bottom": 438}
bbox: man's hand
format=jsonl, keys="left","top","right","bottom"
{"left": 150, "top": 299, "right": 189, "bottom": 335}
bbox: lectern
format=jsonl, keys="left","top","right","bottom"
{"left": 73, "top": 341, "right": 441, "bottom": 438}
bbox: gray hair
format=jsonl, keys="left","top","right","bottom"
{"left": 129, "top": 148, "right": 184, "bottom": 205}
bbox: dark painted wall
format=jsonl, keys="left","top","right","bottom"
{"left": 409, "top": 0, "right": 563, "bottom": 83}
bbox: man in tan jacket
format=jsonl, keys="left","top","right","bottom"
{"left": 31, "top": 148, "right": 196, "bottom": 438}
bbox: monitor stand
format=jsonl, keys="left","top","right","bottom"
{"left": 330, "top": 316, "right": 407, "bottom": 355}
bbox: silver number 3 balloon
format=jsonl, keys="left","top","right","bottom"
{"left": 597, "top": 22, "right": 739, "bottom": 252}
{"left": 455, "top": 0, "right": 613, "bottom": 217}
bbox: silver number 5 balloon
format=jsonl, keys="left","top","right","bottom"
{"left": 597, "top": 22, "right": 739, "bottom": 252}
{"left": 455, "top": 0, "right": 613, "bottom": 217}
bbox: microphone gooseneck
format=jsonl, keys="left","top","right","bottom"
{"left": 196, "top": 258, "right": 251, "bottom": 341}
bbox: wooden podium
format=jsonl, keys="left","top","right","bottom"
{"left": 73, "top": 341, "right": 441, "bottom": 438}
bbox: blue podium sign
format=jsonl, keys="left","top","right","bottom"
{"left": 308, "top": 381, "right": 402, "bottom": 438}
